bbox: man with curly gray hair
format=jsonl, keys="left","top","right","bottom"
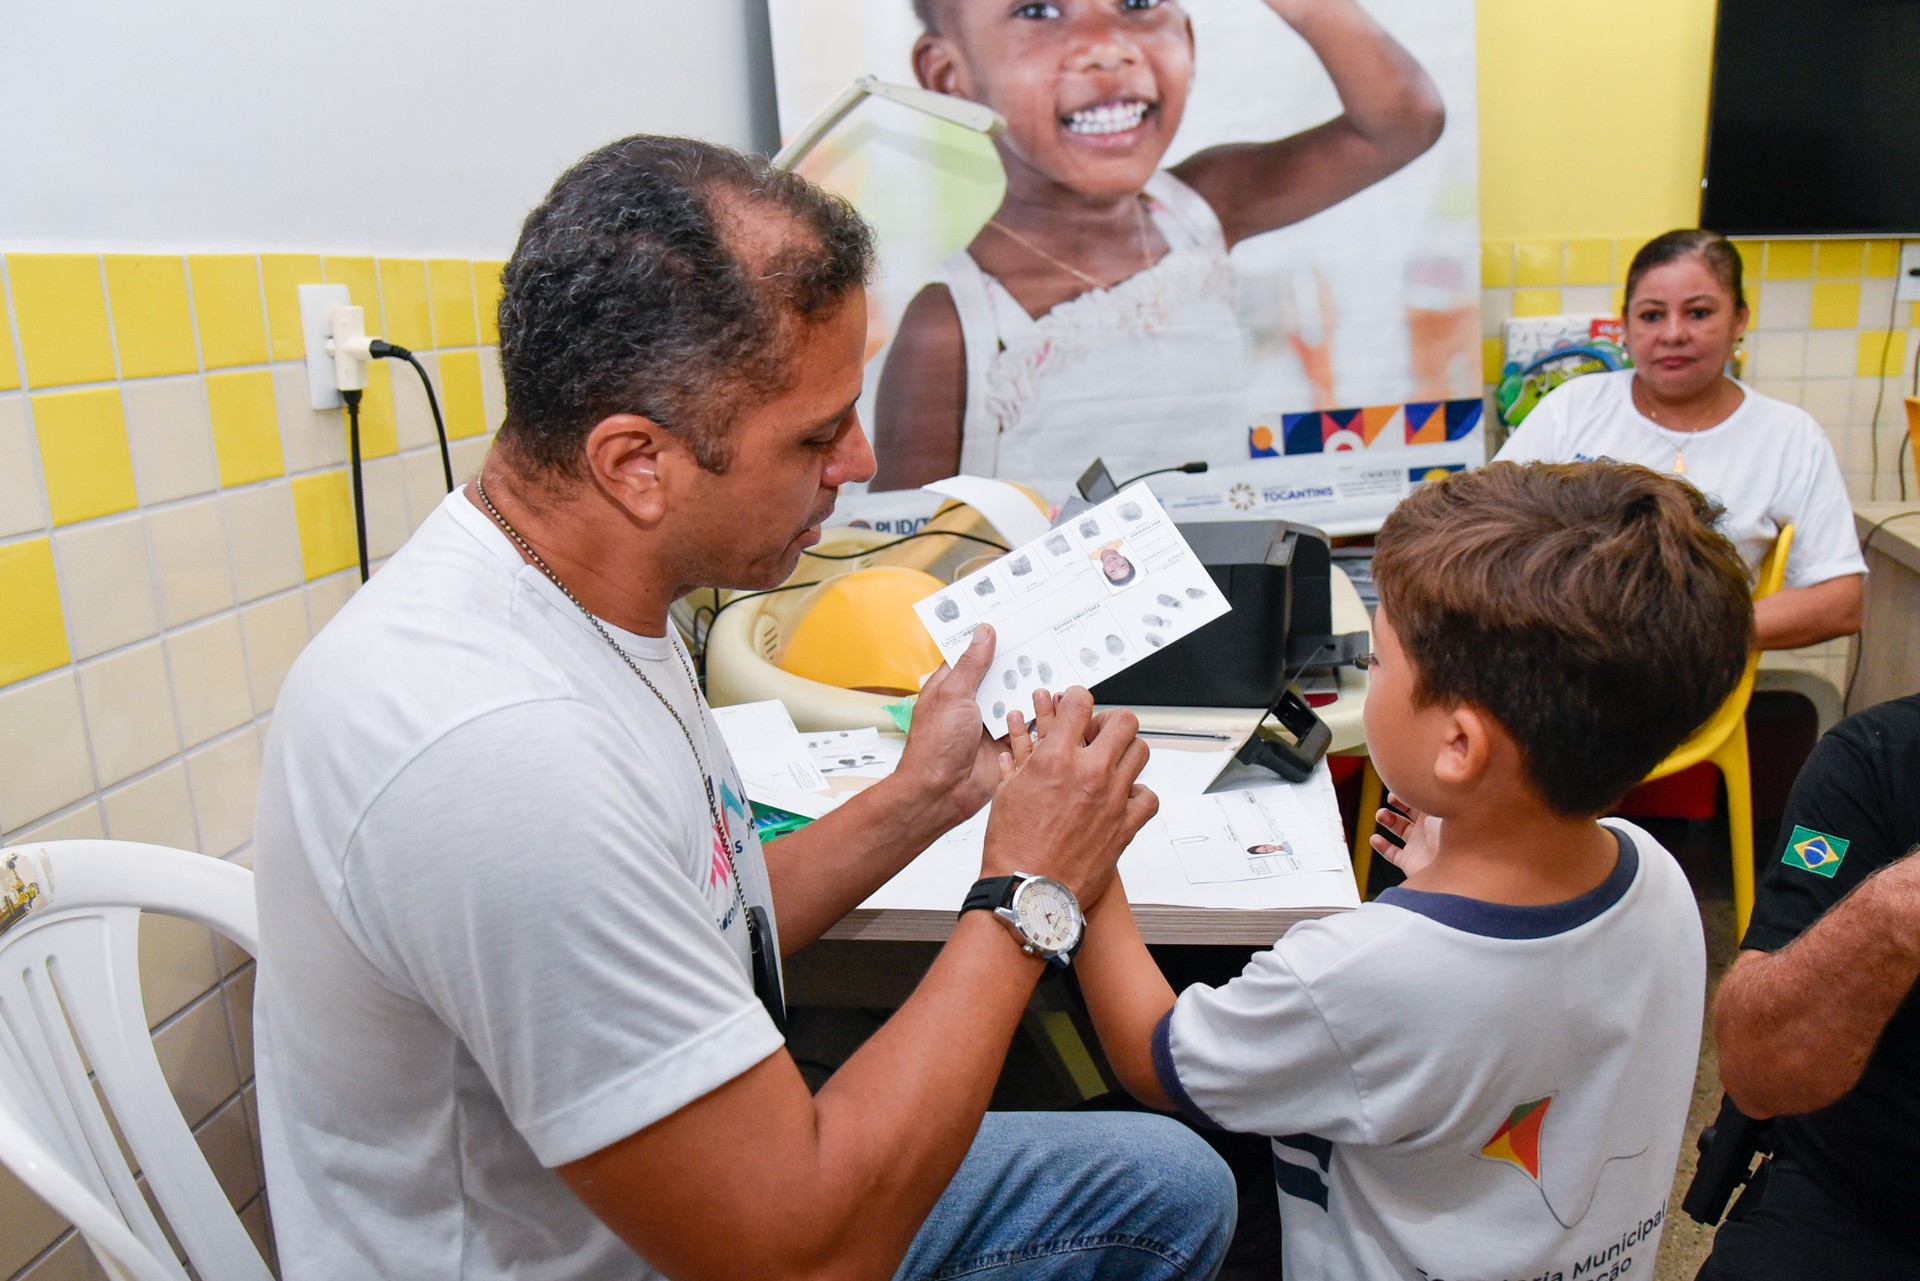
{"left": 253, "top": 133, "right": 1235, "bottom": 1281}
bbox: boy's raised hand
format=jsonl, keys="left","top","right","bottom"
{"left": 987, "top": 689, "right": 1158, "bottom": 907}
{"left": 1372, "top": 790, "right": 1441, "bottom": 878}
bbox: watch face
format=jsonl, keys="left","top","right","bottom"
{"left": 1013, "top": 877, "right": 1082, "bottom": 953}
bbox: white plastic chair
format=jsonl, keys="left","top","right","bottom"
{"left": 0, "top": 840, "right": 271, "bottom": 1281}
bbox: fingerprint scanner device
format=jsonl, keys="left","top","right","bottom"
{"left": 1068, "top": 459, "right": 1365, "bottom": 711}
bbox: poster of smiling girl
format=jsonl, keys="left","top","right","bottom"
{"left": 769, "top": 0, "right": 1482, "bottom": 526}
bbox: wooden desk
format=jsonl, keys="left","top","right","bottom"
{"left": 1849, "top": 503, "right": 1920, "bottom": 713}
{"left": 818, "top": 568, "right": 1372, "bottom": 948}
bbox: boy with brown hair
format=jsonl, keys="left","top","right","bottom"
{"left": 1016, "top": 461, "right": 1754, "bottom": 1279}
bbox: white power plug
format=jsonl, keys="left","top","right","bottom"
{"left": 327, "top": 305, "right": 374, "bottom": 392}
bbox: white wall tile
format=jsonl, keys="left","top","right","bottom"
{"left": 185, "top": 731, "right": 261, "bottom": 858}
{"left": 362, "top": 455, "right": 410, "bottom": 560}
{"left": 272, "top": 363, "right": 349, "bottom": 475}
{"left": 101, "top": 762, "right": 198, "bottom": 850}
{"left": 1858, "top": 277, "right": 1898, "bottom": 329}
{"left": 1748, "top": 378, "right": 1804, "bottom": 407}
{"left": 402, "top": 449, "right": 452, "bottom": 533}
{"left": 305, "top": 570, "right": 358, "bottom": 633}
{"left": 1479, "top": 288, "right": 1513, "bottom": 339}
{"left": 166, "top": 615, "right": 253, "bottom": 747}
{"left": 1560, "top": 285, "right": 1613, "bottom": 313}
{"left": 1743, "top": 331, "right": 1805, "bottom": 381}
{"left": 390, "top": 350, "right": 441, "bottom": 451}
{"left": 220, "top": 481, "right": 302, "bottom": 602}
{"left": 194, "top": 1095, "right": 262, "bottom": 1211}
{"left": 152, "top": 990, "right": 242, "bottom": 1127}
{"left": 238, "top": 591, "right": 310, "bottom": 712}
{"left": 122, "top": 377, "right": 219, "bottom": 504}
{"left": 0, "top": 395, "right": 48, "bottom": 537}
{"left": 0, "top": 674, "right": 96, "bottom": 833}
{"left": 138, "top": 909, "right": 220, "bottom": 1028}
{"left": 1799, "top": 378, "right": 1852, "bottom": 433}
{"left": 76, "top": 642, "right": 179, "bottom": 786}
{"left": 1753, "top": 279, "right": 1811, "bottom": 332}
{"left": 145, "top": 496, "right": 235, "bottom": 628}
{"left": 1804, "top": 330, "right": 1857, "bottom": 379}
{"left": 53, "top": 515, "right": 161, "bottom": 659}
{"left": 479, "top": 344, "right": 505, "bottom": 429}
{"left": 451, "top": 437, "right": 488, "bottom": 485}
{"left": 14, "top": 803, "right": 105, "bottom": 843}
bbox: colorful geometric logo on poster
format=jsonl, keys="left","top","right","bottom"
{"left": 1269, "top": 399, "right": 1485, "bottom": 457}
{"left": 1480, "top": 1096, "right": 1551, "bottom": 1181}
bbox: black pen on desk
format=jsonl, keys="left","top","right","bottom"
{"left": 1138, "top": 729, "right": 1233, "bottom": 742}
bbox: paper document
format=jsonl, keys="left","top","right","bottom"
{"left": 921, "top": 475, "right": 1051, "bottom": 547}
{"left": 913, "top": 483, "right": 1231, "bottom": 736}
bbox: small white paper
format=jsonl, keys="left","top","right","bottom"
{"left": 921, "top": 475, "right": 1052, "bottom": 547}
{"left": 912, "top": 483, "right": 1232, "bottom": 736}
{"left": 711, "top": 700, "right": 828, "bottom": 801}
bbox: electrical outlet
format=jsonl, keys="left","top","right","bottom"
{"left": 299, "top": 284, "right": 352, "bottom": 409}
{"left": 1898, "top": 242, "right": 1920, "bottom": 303}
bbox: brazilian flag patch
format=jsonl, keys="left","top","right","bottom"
{"left": 1782, "top": 825, "right": 1849, "bottom": 878}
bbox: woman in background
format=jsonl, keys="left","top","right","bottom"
{"left": 1497, "top": 229, "right": 1864, "bottom": 648}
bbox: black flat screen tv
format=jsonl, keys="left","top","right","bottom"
{"left": 1701, "top": 0, "right": 1920, "bottom": 236}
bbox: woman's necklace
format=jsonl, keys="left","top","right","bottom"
{"left": 1631, "top": 375, "right": 1739, "bottom": 476}
{"left": 986, "top": 197, "right": 1153, "bottom": 292}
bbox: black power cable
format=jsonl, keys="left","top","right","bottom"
{"left": 370, "top": 340, "right": 455, "bottom": 493}
{"left": 342, "top": 389, "right": 371, "bottom": 584}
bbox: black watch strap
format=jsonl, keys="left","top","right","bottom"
{"left": 960, "top": 875, "right": 1019, "bottom": 917}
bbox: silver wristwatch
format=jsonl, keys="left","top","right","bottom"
{"left": 959, "top": 873, "right": 1085, "bottom": 967}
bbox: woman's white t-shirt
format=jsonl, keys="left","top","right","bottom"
{"left": 1495, "top": 369, "right": 1866, "bottom": 589}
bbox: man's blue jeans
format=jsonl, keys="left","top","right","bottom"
{"left": 894, "top": 1110, "right": 1237, "bottom": 1280}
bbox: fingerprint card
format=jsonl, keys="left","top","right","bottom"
{"left": 913, "top": 483, "right": 1231, "bottom": 735}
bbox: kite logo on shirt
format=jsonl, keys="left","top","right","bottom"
{"left": 1783, "top": 825, "right": 1848, "bottom": 878}
{"left": 1480, "top": 1096, "right": 1551, "bottom": 1181}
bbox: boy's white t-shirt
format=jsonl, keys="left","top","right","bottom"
{"left": 1157, "top": 822, "right": 1703, "bottom": 1281}
{"left": 1496, "top": 369, "right": 1865, "bottom": 589}
{"left": 252, "top": 492, "right": 783, "bottom": 1281}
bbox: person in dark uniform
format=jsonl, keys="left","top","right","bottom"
{"left": 1700, "top": 692, "right": 1920, "bottom": 1278}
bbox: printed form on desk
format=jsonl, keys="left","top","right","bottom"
{"left": 713, "top": 708, "right": 1356, "bottom": 915}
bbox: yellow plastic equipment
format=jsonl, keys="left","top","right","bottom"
{"left": 1349, "top": 527, "right": 1793, "bottom": 931}
{"left": 774, "top": 567, "right": 947, "bottom": 695}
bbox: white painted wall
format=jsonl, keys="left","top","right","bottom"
{"left": 0, "top": 1, "right": 775, "bottom": 256}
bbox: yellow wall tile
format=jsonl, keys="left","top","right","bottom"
{"left": 1809, "top": 281, "right": 1861, "bottom": 329}
{"left": 1864, "top": 241, "right": 1901, "bottom": 278}
{"left": 7, "top": 254, "right": 116, "bottom": 388}
{"left": 428, "top": 259, "right": 478, "bottom": 348}
{"left": 1857, "top": 330, "right": 1906, "bottom": 379}
{"left": 1763, "top": 241, "right": 1813, "bottom": 279}
{"left": 261, "top": 254, "right": 325, "bottom": 362}
{"left": 188, "top": 255, "right": 269, "bottom": 369}
{"left": 1613, "top": 237, "right": 1647, "bottom": 281}
{"left": 1513, "top": 288, "right": 1563, "bottom": 318}
{"left": 31, "top": 388, "right": 138, "bottom": 524}
{"left": 1482, "top": 336, "right": 1506, "bottom": 383}
{"left": 436, "top": 349, "right": 489, "bottom": 438}
{"left": 0, "top": 538, "right": 71, "bottom": 686}
{"left": 1912, "top": 301, "right": 1920, "bottom": 329}
{"left": 290, "top": 470, "right": 358, "bottom": 580}
{"left": 323, "top": 255, "right": 381, "bottom": 326}
{"left": 352, "top": 361, "right": 398, "bottom": 458}
{"left": 1813, "top": 240, "right": 1865, "bottom": 278}
{"left": 378, "top": 258, "right": 432, "bottom": 351}
{"left": 104, "top": 255, "right": 198, "bottom": 379}
{"left": 474, "top": 261, "right": 506, "bottom": 345}
{"left": 1730, "top": 240, "right": 1763, "bottom": 291}
{"left": 1563, "top": 238, "right": 1612, "bottom": 286}
{"left": 205, "top": 370, "right": 286, "bottom": 487}
{"left": 0, "top": 288, "right": 18, "bottom": 391}
{"left": 1515, "top": 241, "right": 1561, "bottom": 287}
{"left": 1479, "top": 241, "right": 1513, "bottom": 289}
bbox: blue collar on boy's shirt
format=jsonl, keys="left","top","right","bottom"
{"left": 1374, "top": 826, "right": 1637, "bottom": 939}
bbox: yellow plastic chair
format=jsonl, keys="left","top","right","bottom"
{"left": 1349, "top": 527, "right": 1792, "bottom": 930}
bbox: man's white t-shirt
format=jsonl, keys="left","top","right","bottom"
{"left": 253, "top": 492, "right": 784, "bottom": 1281}
{"left": 1156, "top": 822, "right": 1703, "bottom": 1281}
{"left": 1496, "top": 369, "right": 1866, "bottom": 589}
